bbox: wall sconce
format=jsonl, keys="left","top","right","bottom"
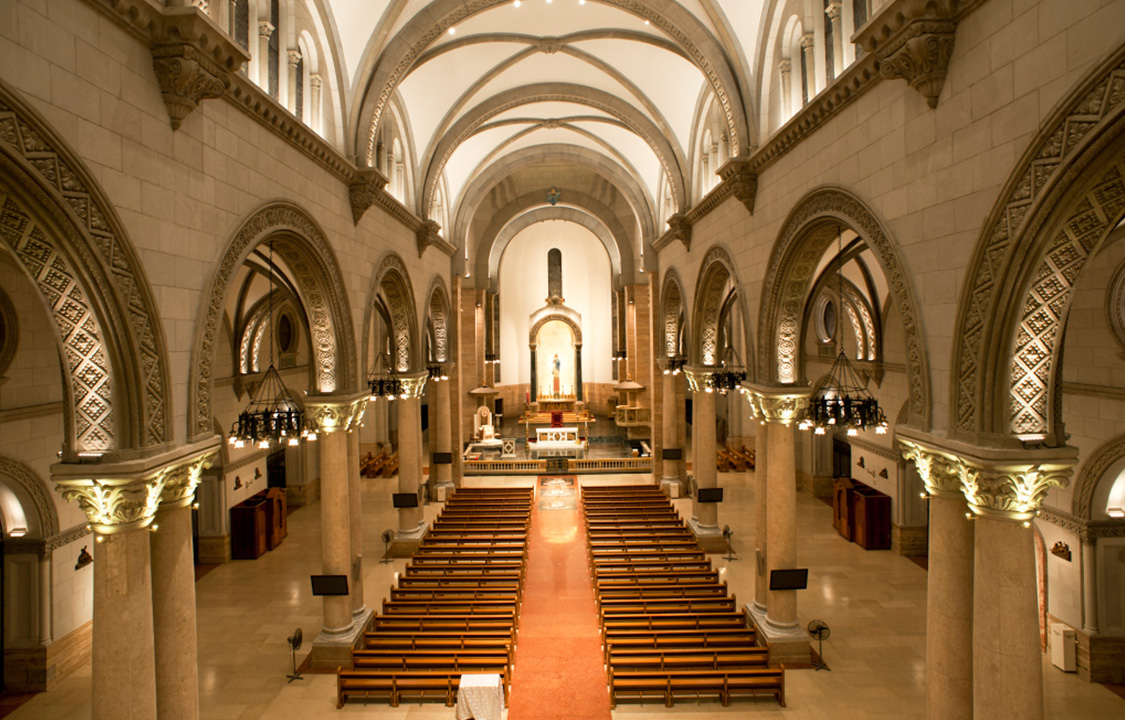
{"left": 75, "top": 545, "right": 93, "bottom": 571}
{"left": 1050, "top": 541, "right": 1072, "bottom": 561}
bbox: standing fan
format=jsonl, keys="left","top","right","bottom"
{"left": 807, "top": 620, "right": 831, "bottom": 671}
{"left": 722, "top": 525, "right": 738, "bottom": 562}
{"left": 286, "top": 628, "right": 303, "bottom": 682}
{"left": 380, "top": 529, "right": 395, "bottom": 563}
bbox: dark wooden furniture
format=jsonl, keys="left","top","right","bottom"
{"left": 852, "top": 486, "right": 892, "bottom": 550}
{"left": 264, "top": 487, "right": 288, "bottom": 549}
{"left": 230, "top": 495, "right": 268, "bottom": 559}
{"left": 832, "top": 477, "right": 857, "bottom": 541}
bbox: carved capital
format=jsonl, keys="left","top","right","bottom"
{"left": 682, "top": 368, "right": 714, "bottom": 394}
{"left": 258, "top": 21, "right": 275, "bottom": 38}
{"left": 287, "top": 48, "right": 302, "bottom": 66}
{"left": 666, "top": 213, "right": 692, "bottom": 251}
{"left": 876, "top": 20, "right": 957, "bottom": 108}
{"left": 826, "top": 1, "right": 843, "bottom": 21}
{"left": 348, "top": 168, "right": 389, "bottom": 224}
{"left": 718, "top": 158, "right": 757, "bottom": 215}
{"left": 158, "top": 451, "right": 217, "bottom": 509}
{"left": 309, "top": 74, "right": 322, "bottom": 90}
{"left": 899, "top": 439, "right": 962, "bottom": 497}
{"left": 744, "top": 383, "right": 810, "bottom": 426}
{"left": 800, "top": 33, "right": 816, "bottom": 51}
{"left": 778, "top": 59, "right": 792, "bottom": 74}
{"left": 56, "top": 476, "right": 166, "bottom": 535}
{"left": 416, "top": 219, "right": 442, "bottom": 258}
{"left": 397, "top": 372, "right": 429, "bottom": 400}
{"left": 306, "top": 394, "right": 369, "bottom": 434}
{"left": 958, "top": 462, "right": 1071, "bottom": 521}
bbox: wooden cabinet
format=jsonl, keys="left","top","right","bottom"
{"left": 853, "top": 486, "right": 892, "bottom": 550}
{"left": 832, "top": 477, "right": 857, "bottom": 541}
{"left": 230, "top": 496, "right": 268, "bottom": 559}
{"left": 264, "top": 487, "right": 288, "bottom": 550}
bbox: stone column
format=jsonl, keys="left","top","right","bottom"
{"left": 659, "top": 360, "right": 681, "bottom": 495}
{"left": 752, "top": 417, "right": 770, "bottom": 616}
{"left": 575, "top": 346, "right": 584, "bottom": 401}
{"left": 432, "top": 368, "right": 454, "bottom": 492}
{"left": 391, "top": 373, "right": 429, "bottom": 556}
{"left": 150, "top": 454, "right": 214, "bottom": 720}
{"left": 256, "top": 21, "right": 274, "bottom": 87}
{"left": 346, "top": 420, "right": 369, "bottom": 621}
{"left": 779, "top": 59, "right": 793, "bottom": 118}
{"left": 309, "top": 74, "right": 322, "bottom": 133}
{"left": 286, "top": 49, "right": 301, "bottom": 115}
{"left": 901, "top": 441, "right": 974, "bottom": 720}
{"left": 684, "top": 368, "right": 721, "bottom": 551}
{"left": 37, "top": 554, "right": 51, "bottom": 644}
{"left": 745, "top": 384, "right": 810, "bottom": 665}
{"left": 53, "top": 442, "right": 218, "bottom": 720}
{"left": 826, "top": 1, "right": 844, "bottom": 81}
{"left": 1082, "top": 539, "right": 1098, "bottom": 634}
{"left": 801, "top": 33, "right": 816, "bottom": 101}
{"left": 306, "top": 394, "right": 368, "bottom": 668}
{"left": 529, "top": 348, "right": 538, "bottom": 402}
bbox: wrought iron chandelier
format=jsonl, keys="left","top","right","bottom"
{"left": 663, "top": 355, "right": 686, "bottom": 375}
{"left": 797, "top": 227, "right": 887, "bottom": 436}
{"left": 229, "top": 241, "right": 312, "bottom": 449}
{"left": 427, "top": 364, "right": 449, "bottom": 382}
{"left": 368, "top": 351, "right": 405, "bottom": 400}
{"left": 706, "top": 346, "right": 746, "bottom": 395}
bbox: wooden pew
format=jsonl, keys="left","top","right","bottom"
{"left": 607, "top": 667, "right": 785, "bottom": 708}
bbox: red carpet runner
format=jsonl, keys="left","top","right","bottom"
{"left": 506, "top": 503, "right": 612, "bottom": 720}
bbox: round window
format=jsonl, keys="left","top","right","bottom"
{"left": 278, "top": 314, "right": 293, "bottom": 353}
{"left": 822, "top": 300, "right": 836, "bottom": 341}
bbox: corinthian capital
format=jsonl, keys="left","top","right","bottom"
{"left": 56, "top": 477, "right": 165, "bottom": 535}
{"left": 744, "top": 382, "right": 810, "bottom": 426}
{"left": 306, "top": 393, "right": 370, "bottom": 434}
{"left": 397, "top": 372, "right": 430, "bottom": 400}
{"left": 899, "top": 439, "right": 961, "bottom": 497}
{"left": 958, "top": 462, "right": 1072, "bottom": 521}
{"left": 876, "top": 20, "right": 956, "bottom": 108}
{"left": 159, "top": 450, "right": 217, "bottom": 508}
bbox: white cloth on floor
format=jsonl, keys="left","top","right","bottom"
{"left": 455, "top": 673, "right": 504, "bottom": 720}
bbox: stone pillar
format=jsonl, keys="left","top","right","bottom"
{"left": 1082, "top": 539, "right": 1098, "bottom": 634}
{"left": 752, "top": 420, "right": 770, "bottom": 616}
{"left": 575, "top": 347, "right": 584, "bottom": 401}
{"left": 779, "top": 59, "right": 793, "bottom": 118}
{"left": 286, "top": 49, "right": 301, "bottom": 115}
{"left": 309, "top": 74, "right": 322, "bottom": 133}
{"left": 306, "top": 394, "right": 369, "bottom": 668}
{"left": 684, "top": 369, "right": 721, "bottom": 551}
{"left": 529, "top": 348, "right": 538, "bottom": 402}
{"left": 826, "top": 1, "right": 844, "bottom": 81}
{"left": 37, "top": 555, "right": 51, "bottom": 644}
{"left": 391, "top": 373, "right": 429, "bottom": 556}
{"left": 256, "top": 21, "right": 274, "bottom": 87}
{"left": 432, "top": 369, "right": 454, "bottom": 492}
{"left": 899, "top": 435, "right": 1075, "bottom": 720}
{"left": 54, "top": 443, "right": 218, "bottom": 720}
{"left": 346, "top": 425, "right": 369, "bottom": 621}
{"left": 801, "top": 33, "right": 817, "bottom": 101}
{"left": 900, "top": 441, "right": 973, "bottom": 720}
{"left": 745, "top": 384, "right": 809, "bottom": 665}
{"left": 659, "top": 360, "right": 681, "bottom": 494}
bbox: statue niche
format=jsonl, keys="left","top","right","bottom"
{"left": 529, "top": 248, "right": 583, "bottom": 404}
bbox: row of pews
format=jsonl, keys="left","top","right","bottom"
{"left": 717, "top": 444, "right": 755, "bottom": 472}
{"left": 582, "top": 484, "right": 784, "bottom": 708}
{"left": 360, "top": 447, "right": 399, "bottom": 478}
{"left": 336, "top": 487, "right": 532, "bottom": 708}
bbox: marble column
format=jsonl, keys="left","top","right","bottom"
{"left": 684, "top": 369, "right": 720, "bottom": 549}
{"left": 901, "top": 441, "right": 973, "bottom": 720}
{"left": 801, "top": 33, "right": 816, "bottom": 101}
{"left": 256, "top": 21, "right": 273, "bottom": 88}
{"left": 826, "top": 1, "right": 844, "bottom": 81}
{"left": 309, "top": 74, "right": 322, "bottom": 133}
{"left": 346, "top": 426, "right": 366, "bottom": 619}
{"left": 659, "top": 361, "right": 681, "bottom": 494}
{"left": 778, "top": 59, "right": 793, "bottom": 117}
{"left": 745, "top": 384, "right": 809, "bottom": 665}
{"left": 752, "top": 420, "right": 770, "bottom": 616}
{"left": 432, "top": 371, "right": 454, "bottom": 491}
{"left": 392, "top": 373, "right": 429, "bottom": 555}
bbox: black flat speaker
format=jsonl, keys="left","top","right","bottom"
{"left": 661, "top": 447, "right": 682, "bottom": 460}
{"left": 697, "top": 487, "right": 724, "bottom": 503}
{"left": 392, "top": 492, "right": 419, "bottom": 508}
{"left": 431, "top": 452, "right": 453, "bottom": 465}
{"left": 769, "top": 568, "right": 809, "bottom": 591}
{"left": 310, "top": 574, "right": 349, "bottom": 596}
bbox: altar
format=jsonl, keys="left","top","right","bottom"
{"left": 530, "top": 427, "right": 587, "bottom": 459}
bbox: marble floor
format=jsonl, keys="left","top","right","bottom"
{"left": 8, "top": 470, "right": 1125, "bottom": 719}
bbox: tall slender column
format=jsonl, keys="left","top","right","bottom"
{"left": 901, "top": 441, "right": 973, "bottom": 720}
{"left": 745, "top": 385, "right": 809, "bottom": 665}
{"left": 433, "top": 370, "right": 454, "bottom": 491}
{"left": 801, "top": 33, "right": 817, "bottom": 101}
{"left": 37, "top": 554, "right": 51, "bottom": 644}
{"left": 286, "top": 49, "right": 301, "bottom": 115}
{"left": 826, "top": 1, "right": 844, "bottom": 81}
{"left": 309, "top": 74, "right": 322, "bottom": 133}
{"left": 256, "top": 22, "right": 274, "bottom": 87}
{"left": 659, "top": 360, "right": 681, "bottom": 494}
{"left": 346, "top": 424, "right": 367, "bottom": 619}
{"left": 306, "top": 394, "right": 368, "bottom": 668}
{"left": 575, "top": 347, "right": 584, "bottom": 401}
{"left": 1082, "top": 539, "right": 1098, "bottom": 634}
{"left": 391, "top": 373, "right": 429, "bottom": 555}
{"left": 779, "top": 59, "right": 793, "bottom": 118}
{"left": 684, "top": 369, "right": 720, "bottom": 549}
{"left": 752, "top": 420, "right": 770, "bottom": 615}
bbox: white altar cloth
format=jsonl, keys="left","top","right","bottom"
{"left": 455, "top": 673, "right": 504, "bottom": 720}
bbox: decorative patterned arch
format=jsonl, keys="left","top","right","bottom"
{"left": 1072, "top": 434, "right": 1125, "bottom": 520}
{"left": 660, "top": 268, "right": 687, "bottom": 358}
{"left": 189, "top": 201, "right": 358, "bottom": 439}
{"left": 363, "top": 252, "right": 420, "bottom": 375}
{"left": 757, "top": 186, "right": 931, "bottom": 429}
{"left": 0, "top": 82, "right": 172, "bottom": 454}
{"left": 529, "top": 307, "right": 583, "bottom": 349}
{"left": 950, "top": 49, "right": 1125, "bottom": 441}
{"left": 690, "top": 244, "right": 754, "bottom": 377}
{"left": 426, "top": 276, "right": 452, "bottom": 363}
{"left": 0, "top": 454, "right": 59, "bottom": 538}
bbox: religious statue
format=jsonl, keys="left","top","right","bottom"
{"left": 552, "top": 353, "right": 561, "bottom": 397}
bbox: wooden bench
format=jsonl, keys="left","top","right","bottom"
{"left": 607, "top": 667, "right": 785, "bottom": 708}
{"left": 336, "top": 669, "right": 463, "bottom": 707}
{"left": 381, "top": 452, "right": 400, "bottom": 478}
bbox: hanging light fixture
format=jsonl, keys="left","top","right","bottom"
{"left": 368, "top": 351, "right": 404, "bottom": 400}
{"left": 229, "top": 241, "right": 311, "bottom": 449}
{"left": 798, "top": 227, "right": 887, "bottom": 436}
{"left": 707, "top": 345, "right": 746, "bottom": 395}
{"left": 663, "top": 355, "right": 686, "bottom": 375}
{"left": 427, "top": 364, "right": 448, "bottom": 382}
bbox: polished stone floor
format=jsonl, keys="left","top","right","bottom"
{"left": 8, "top": 469, "right": 1124, "bottom": 719}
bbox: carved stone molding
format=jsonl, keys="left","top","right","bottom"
{"left": 397, "top": 372, "right": 429, "bottom": 400}
{"left": 348, "top": 168, "right": 389, "bottom": 225}
{"left": 152, "top": 43, "right": 229, "bottom": 130}
{"left": 744, "top": 383, "right": 810, "bottom": 426}
{"left": 158, "top": 451, "right": 217, "bottom": 509}
{"left": 416, "top": 219, "right": 442, "bottom": 258}
{"left": 899, "top": 438, "right": 963, "bottom": 498}
{"left": 0, "top": 285, "right": 16, "bottom": 379}
{"left": 1072, "top": 433, "right": 1125, "bottom": 519}
{"left": 666, "top": 213, "right": 692, "bottom": 251}
{"left": 681, "top": 367, "right": 715, "bottom": 394}
{"left": 305, "top": 394, "right": 369, "bottom": 434}
{"left": 854, "top": 0, "right": 985, "bottom": 109}
{"left": 717, "top": 158, "right": 757, "bottom": 215}
{"left": 3, "top": 524, "right": 90, "bottom": 556}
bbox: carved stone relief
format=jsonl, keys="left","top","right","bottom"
{"left": 371, "top": 253, "right": 418, "bottom": 374}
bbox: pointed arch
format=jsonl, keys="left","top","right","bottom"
{"left": 757, "top": 185, "right": 931, "bottom": 429}
{"left": 363, "top": 252, "right": 420, "bottom": 376}
{"left": 691, "top": 244, "right": 755, "bottom": 379}
{"left": 425, "top": 276, "right": 452, "bottom": 363}
{"left": 189, "top": 200, "right": 358, "bottom": 440}
{"left": 660, "top": 268, "right": 688, "bottom": 359}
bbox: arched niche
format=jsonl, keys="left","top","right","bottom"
{"left": 0, "top": 454, "right": 59, "bottom": 538}
{"left": 362, "top": 252, "right": 420, "bottom": 375}
{"left": 691, "top": 244, "right": 755, "bottom": 378}
{"left": 425, "top": 276, "right": 452, "bottom": 363}
{"left": 660, "top": 268, "right": 688, "bottom": 359}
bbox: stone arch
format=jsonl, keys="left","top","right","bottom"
{"left": 1072, "top": 434, "right": 1125, "bottom": 520}
{"left": 0, "top": 454, "right": 59, "bottom": 538}
{"left": 690, "top": 244, "right": 755, "bottom": 378}
{"left": 352, "top": 0, "right": 750, "bottom": 167}
{"left": 660, "top": 268, "right": 688, "bottom": 359}
{"left": 189, "top": 200, "right": 358, "bottom": 440}
{"left": 757, "top": 186, "right": 931, "bottom": 429}
{"left": 425, "top": 276, "right": 452, "bottom": 363}
{"left": 0, "top": 82, "right": 172, "bottom": 456}
{"left": 950, "top": 49, "right": 1125, "bottom": 442}
{"left": 362, "top": 252, "right": 420, "bottom": 375}
{"left": 529, "top": 309, "right": 584, "bottom": 349}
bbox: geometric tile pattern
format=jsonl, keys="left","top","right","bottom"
{"left": 0, "top": 193, "right": 115, "bottom": 451}
{"left": 953, "top": 57, "right": 1125, "bottom": 434}
{"left": 0, "top": 90, "right": 169, "bottom": 447}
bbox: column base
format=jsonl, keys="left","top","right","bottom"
{"left": 387, "top": 521, "right": 429, "bottom": 558}
{"left": 660, "top": 477, "right": 683, "bottom": 498}
{"left": 748, "top": 603, "right": 811, "bottom": 666}
{"left": 688, "top": 518, "right": 727, "bottom": 553}
{"left": 309, "top": 608, "right": 374, "bottom": 670}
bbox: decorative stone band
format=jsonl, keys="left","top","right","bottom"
{"left": 306, "top": 393, "right": 370, "bottom": 435}
{"left": 896, "top": 429, "right": 1077, "bottom": 521}
{"left": 743, "top": 382, "right": 810, "bottom": 426}
{"left": 53, "top": 437, "right": 222, "bottom": 535}
{"left": 682, "top": 367, "right": 715, "bottom": 394}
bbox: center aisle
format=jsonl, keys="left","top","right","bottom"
{"left": 506, "top": 500, "right": 612, "bottom": 720}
